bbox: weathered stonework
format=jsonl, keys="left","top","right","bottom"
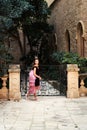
{"left": 67, "top": 64, "right": 79, "bottom": 98}
{"left": 8, "top": 65, "right": 21, "bottom": 101}
{"left": 79, "top": 73, "right": 87, "bottom": 96}
{"left": 0, "top": 75, "right": 8, "bottom": 100}
{"left": 49, "top": 0, "right": 87, "bottom": 57}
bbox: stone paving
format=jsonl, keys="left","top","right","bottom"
{"left": 0, "top": 96, "right": 87, "bottom": 130}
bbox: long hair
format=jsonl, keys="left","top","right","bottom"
{"left": 31, "top": 57, "right": 39, "bottom": 69}
{"left": 34, "top": 57, "right": 39, "bottom": 65}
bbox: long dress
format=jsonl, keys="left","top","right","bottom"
{"left": 28, "top": 66, "right": 40, "bottom": 94}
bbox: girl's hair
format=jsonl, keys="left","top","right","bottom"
{"left": 31, "top": 57, "right": 39, "bottom": 68}
{"left": 34, "top": 57, "right": 39, "bottom": 65}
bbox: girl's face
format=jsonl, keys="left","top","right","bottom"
{"left": 34, "top": 59, "right": 39, "bottom": 65}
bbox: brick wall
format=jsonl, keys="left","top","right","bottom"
{"left": 49, "top": 0, "right": 87, "bottom": 57}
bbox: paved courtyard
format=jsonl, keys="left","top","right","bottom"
{"left": 0, "top": 96, "right": 87, "bottom": 130}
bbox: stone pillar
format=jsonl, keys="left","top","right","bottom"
{"left": 0, "top": 75, "right": 8, "bottom": 100}
{"left": 67, "top": 64, "right": 79, "bottom": 98}
{"left": 79, "top": 74, "right": 87, "bottom": 96}
{"left": 8, "top": 65, "right": 21, "bottom": 101}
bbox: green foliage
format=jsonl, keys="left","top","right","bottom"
{"left": 0, "top": 41, "right": 13, "bottom": 76}
{"left": 21, "top": 0, "right": 53, "bottom": 65}
{"left": 51, "top": 52, "right": 87, "bottom": 91}
{"left": 0, "top": 0, "right": 33, "bottom": 40}
{"left": 51, "top": 52, "right": 65, "bottom": 64}
{"left": 0, "top": 0, "right": 32, "bottom": 18}
{"left": 62, "top": 52, "right": 79, "bottom": 64}
{"left": 0, "top": 0, "right": 52, "bottom": 66}
{"left": 22, "top": 0, "right": 52, "bottom": 51}
{"left": 51, "top": 52, "right": 87, "bottom": 67}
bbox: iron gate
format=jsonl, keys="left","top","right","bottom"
{"left": 20, "top": 65, "right": 67, "bottom": 96}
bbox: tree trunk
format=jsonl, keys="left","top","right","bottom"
{"left": 17, "top": 30, "right": 24, "bottom": 56}
{"left": 23, "top": 25, "right": 33, "bottom": 53}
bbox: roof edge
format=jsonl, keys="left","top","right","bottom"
{"left": 49, "top": 0, "right": 60, "bottom": 9}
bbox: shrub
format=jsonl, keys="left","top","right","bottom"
{"left": 51, "top": 52, "right": 87, "bottom": 67}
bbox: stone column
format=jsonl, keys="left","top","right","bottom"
{"left": 79, "top": 74, "right": 87, "bottom": 96}
{"left": 8, "top": 65, "right": 21, "bottom": 101}
{"left": 0, "top": 75, "right": 8, "bottom": 100}
{"left": 67, "top": 64, "right": 79, "bottom": 98}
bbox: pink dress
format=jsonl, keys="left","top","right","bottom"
{"left": 28, "top": 70, "right": 40, "bottom": 94}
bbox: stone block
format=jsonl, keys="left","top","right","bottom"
{"left": 0, "top": 87, "right": 8, "bottom": 100}
{"left": 0, "top": 75, "right": 9, "bottom": 100}
{"left": 79, "top": 86, "right": 87, "bottom": 97}
{"left": 67, "top": 64, "right": 79, "bottom": 98}
{"left": 8, "top": 64, "right": 21, "bottom": 101}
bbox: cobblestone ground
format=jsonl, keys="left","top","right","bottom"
{"left": 0, "top": 96, "right": 87, "bottom": 130}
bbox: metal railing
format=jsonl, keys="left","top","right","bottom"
{"left": 20, "top": 65, "right": 67, "bottom": 96}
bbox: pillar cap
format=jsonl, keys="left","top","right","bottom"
{"left": 9, "top": 64, "right": 20, "bottom": 69}
{"left": 67, "top": 64, "right": 80, "bottom": 72}
{"left": 8, "top": 64, "right": 20, "bottom": 73}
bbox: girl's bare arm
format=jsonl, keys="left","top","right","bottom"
{"left": 33, "top": 68, "right": 41, "bottom": 79}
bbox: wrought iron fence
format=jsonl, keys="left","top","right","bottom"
{"left": 39, "top": 65, "right": 67, "bottom": 96}
{"left": 20, "top": 64, "right": 67, "bottom": 96}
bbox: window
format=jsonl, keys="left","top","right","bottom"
{"left": 77, "top": 22, "right": 84, "bottom": 57}
{"left": 65, "top": 30, "right": 70, "bottom": 52}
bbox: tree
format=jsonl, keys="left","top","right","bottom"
{"left": 0, "top": 41, "right": 13, "bottom": 76}
{"left": 21, "top": 0, "right": 53, "bottom": 65}
{"left": 0, "top": 0, "right": 33, "bottom": 55}
{"left": 0, "top": 0, "right": 54, "bottom": 66}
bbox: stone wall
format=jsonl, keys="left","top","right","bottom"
{"left": 49, "top": 0, "right": 87, "bottom": 57}
{"left": 81, "top": 0, "right": 87, "bottom": 56}
{"left": 5, "top": 29, "right": 30, "bottom": 64}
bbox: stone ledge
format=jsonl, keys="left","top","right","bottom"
{"left": 8, "top": 69, "right": 20, "bottom": 73}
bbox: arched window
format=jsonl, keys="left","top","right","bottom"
{"left": 65, "top": 30, "right": 70, "bottom": 52}
{"left": 50, "top": 33, "right": 58, "bottom": 51}
{"left": 77, "top": 22, "right": 84, "bottom": 57}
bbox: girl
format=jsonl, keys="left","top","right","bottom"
{"left": 26, "top": 58, "right": 41, "bottom": 100}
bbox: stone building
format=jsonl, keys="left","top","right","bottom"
{"left": 46, "top": 0, "right": 54, "bottom": 6}
{"left": 48, "top": 0, "right": 87, "bottom": 57}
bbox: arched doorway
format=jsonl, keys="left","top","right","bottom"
{"left": 65, "top": 30, "right": 70, "bottom": 52}
{"left": 77, "top": 22, "right": 84, "bottom": 57}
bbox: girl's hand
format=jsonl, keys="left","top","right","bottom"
{"left": 39, "top": 76, "right": 42, "bottom": 80}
